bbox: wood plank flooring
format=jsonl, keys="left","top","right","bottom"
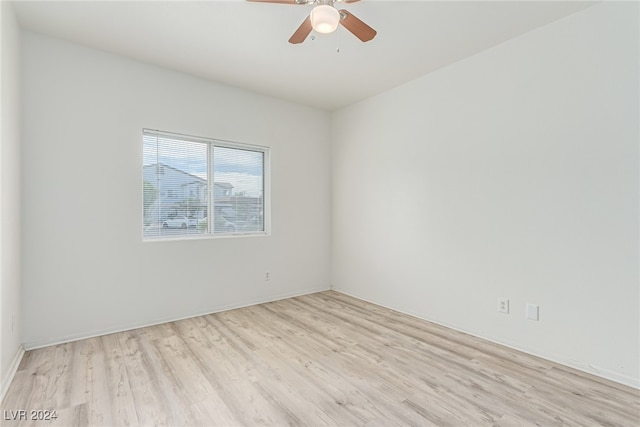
{"left": 1, "top": 291, "right": 638, "bottom": 426}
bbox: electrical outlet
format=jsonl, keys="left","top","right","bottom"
{"left": 497, "top": 298, "right": 509, "bottom": 314}
{"left": 526, "top": 304, "right": 539, "bottom": 321}
{"left": 265, "top": 271, "right": 270, "bottom": 281}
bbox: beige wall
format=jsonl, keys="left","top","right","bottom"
{"left": 0, "top": 0, "right": 23, "bottom": 399}
{"left": 21, "top": 32, "right": 332, "bottom": 348}
{"left": 332, "top": 2, "right": 639, "bottom": 387}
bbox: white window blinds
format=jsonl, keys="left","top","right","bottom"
{"left": 143, "top": 129, "right": 267, "bottom": 240}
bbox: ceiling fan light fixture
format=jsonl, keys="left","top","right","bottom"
{"left": 310, "top": 5, "right": 340, "bottom": 34}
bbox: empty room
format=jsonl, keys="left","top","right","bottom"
{"left": 0, "top": 0, "right": 638, "bottom": 425}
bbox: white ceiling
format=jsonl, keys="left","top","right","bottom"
{"left": 13, "top": 0, "right": 596, "bottom": 111}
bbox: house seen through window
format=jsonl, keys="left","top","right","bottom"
{"left": 143, "top": 129, "right": 267, "bottom": 240}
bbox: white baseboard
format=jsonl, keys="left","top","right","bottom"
{"left": 0, "top": 345, "right": 25, "bottom": 404}
{"left": 24, "top": 286, "right": 329, "bottom": 350}
{"left": 333, "top": 289, "right": 640, "bottom": 390}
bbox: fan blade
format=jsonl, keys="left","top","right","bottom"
{"left": 339, "top": 9, "right": 376, "bottom": 42}
{"left": 343, "top": 0, "right": 362, "bottom": 3}
{"left": 246, "top": 0, "right": 304, "bottom": 4}
{"left": 289, "top": 16, "right": 312, "bottom": 44}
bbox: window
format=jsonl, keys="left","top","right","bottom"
{"left": 143, "top": 129, "right": 268, "bottom": 240}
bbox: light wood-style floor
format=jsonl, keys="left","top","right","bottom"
{"left": 1, "top": 291, "right": 638, "bottom": 426}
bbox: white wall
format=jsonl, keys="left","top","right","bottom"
{"left": 21, "top": 32, "right": 331, "bottom": 347}
{"left": 0, "top": 0, "right": 23, "bottom": 399}
{"left": 332, "top": 2, "right": 639, "bottom": 387}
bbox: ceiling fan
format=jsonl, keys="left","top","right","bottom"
{"left": 247, "top": 0, "right": 377, "bottom": 44}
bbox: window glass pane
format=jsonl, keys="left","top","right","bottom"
{"left": 143, "top": 134, "right": 208, "bottom": 239}
{"left": 143, "top": 130, "right": 267, "bottom": 241}
{"left": 213, "top": 146, "right": 264, "bottom": 234}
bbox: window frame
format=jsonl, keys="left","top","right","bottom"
{"left": 142, "top": 129, "right": 271, "bottom": 242}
